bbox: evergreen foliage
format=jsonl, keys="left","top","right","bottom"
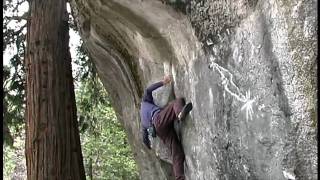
{"left": 3, "top": 1, "right": 139, "bottom": 178}
{"left": 76, "top": 77, "right": 139, "bottom": 180}
{"left": 3, "top": 0, "right": 27, "bottom": 146}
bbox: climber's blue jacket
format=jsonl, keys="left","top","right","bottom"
{"left": 140, "top": 81, "right": 163, "bottom": 149}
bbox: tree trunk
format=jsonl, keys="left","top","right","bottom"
{"left": 25, "top": 0, "right": 86, "bottom": 179}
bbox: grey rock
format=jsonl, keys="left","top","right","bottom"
{"left": 70, "top": 0, "right": 317, "bottom": 179}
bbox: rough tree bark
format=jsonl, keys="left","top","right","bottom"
{"left": 25, "top": 0, "right": 86, "bottom": 179}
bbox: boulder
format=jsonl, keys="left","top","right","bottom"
{"left": 70, "top": 0, "right": 317, "bottom": 179}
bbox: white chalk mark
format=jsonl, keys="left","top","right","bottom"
{"left": 258, "top": 104, "right": 265, "bottom": 111}
{"left": 209, "top": 88, "right": 213, "bottom": 110}
{"left": 283, "top": 171, "right": 295, "bottom": 180}
{"left": 209, "top": 57, "right": 256, "bottom": 121}
{"left": 226, "top": 29, "right": 230, "bottom": 35}
{"left": 241, "top": 90, "right": 256, "bottom": 121}
{"left": 206, "top": 38, "right": 214, "bottom": 46}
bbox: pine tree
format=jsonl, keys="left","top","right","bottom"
{"left": 25, "top": 0, "right": 86, "bottom": 179}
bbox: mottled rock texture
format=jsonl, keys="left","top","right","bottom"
{"left": 70, "top": 0, "right": 317, "bottom": 179}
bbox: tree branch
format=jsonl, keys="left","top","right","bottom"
{"left": 6, "top": 12, "right": 28, "bottom": 21}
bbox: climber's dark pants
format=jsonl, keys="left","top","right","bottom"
{"left": 154, "top": 98, "right": 186, "bottom": 180}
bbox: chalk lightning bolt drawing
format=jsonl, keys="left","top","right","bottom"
{"left": 208, "top": 56, "right": 257, "bottom": 121}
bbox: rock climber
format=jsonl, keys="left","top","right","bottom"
{"left": 140, "top": 75, "right": 193, "bottom": 180}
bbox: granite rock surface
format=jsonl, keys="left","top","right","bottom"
{"left": 70, "top": 0, "right": 317, "bottom": 179}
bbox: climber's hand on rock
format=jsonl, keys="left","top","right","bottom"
{"left": 163, "top": 75, "right": 171, "bottom": 85}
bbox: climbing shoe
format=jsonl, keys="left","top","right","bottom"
{"left": 178, "top": 102, "right": 193, "bottom": 121}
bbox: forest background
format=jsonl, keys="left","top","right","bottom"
{"left": 3, "top": 1, "right": 139, "bottom": 179}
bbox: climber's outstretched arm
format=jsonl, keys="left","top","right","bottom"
{"left": 142, "top": 81, "right": 163, "bottom": 102}
{"left": 142, "top": 75, "right": 171, "bottom": 102}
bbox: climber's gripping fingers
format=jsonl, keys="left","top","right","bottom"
{"left": 162, "top": 75, "right": 172, "bottom": 85}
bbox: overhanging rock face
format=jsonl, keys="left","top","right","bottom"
{"left": 70, "top": 0, "right": 317, "bottom": 179}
